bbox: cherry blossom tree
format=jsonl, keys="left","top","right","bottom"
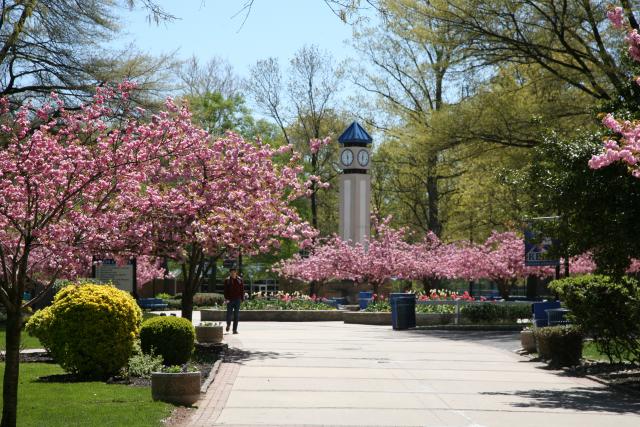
{"left": 0, "top": 84, "right": 203, "bottom": 427}
{"left": 276, "top": 217, "right": 416, "bottom": 295}
{"left": 134, "top": 131, "right": 317, "bottom": 320}
{"left": 589, "top": 5, "right": 640, "bottom": 174}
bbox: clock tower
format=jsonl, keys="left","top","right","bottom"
{"left": 338, "top": 122, "right": 372, "bottom": 244}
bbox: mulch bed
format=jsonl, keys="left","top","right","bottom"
{"left": 10, "top": 343, "right": 226, "bottom": 388}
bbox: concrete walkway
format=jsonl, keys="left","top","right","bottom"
{"left": 187, "top": 321, "right": 640, "bottom": 427}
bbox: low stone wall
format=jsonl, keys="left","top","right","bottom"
{"left": 343, "top": 311, "right": 390, "bottom": 325}
{"left": 342, "top": 312, "right": 455, "bottom": 326}
{"left": 199, "top": 309, "right": 343, "bottom": 322}
{"left": 200, "top": 309, "right": 456, "bottom": 325}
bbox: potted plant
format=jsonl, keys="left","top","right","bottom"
{"left": 520, "top": 327, "right": 536, "bottom": 353}
{"left": 151, "top": 364, "right": 201, "bottom": 406}
{"left": 534, "top": 325, "right": 583, "bottom": 367}
{"left": 195, "top": 321, "right": 224, "bottom": 344}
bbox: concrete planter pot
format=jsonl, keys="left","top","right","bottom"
{"left": 151, "top": 371, "right": 201, "bottom": 406}
{"left": 195, "top": 325, "right": 223, "bottom": 344}
{"left": 520, "top": 329, "right": 536, "bottom": 353}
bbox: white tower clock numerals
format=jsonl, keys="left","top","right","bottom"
{"left": 341, "top": 148, "right": 354, "bottom": 167}
{"left": 357, "top": 149, "right": 369, "bottom": 167}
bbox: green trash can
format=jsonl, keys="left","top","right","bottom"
{"left": 390, "top": 293, "right": 416, "bottom": 330}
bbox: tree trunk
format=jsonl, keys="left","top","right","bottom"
{"left": 181, "top": 289, "right": 195, "bottom": 321}
{"left": 497, "top": 280, "right": 512, "bottom": 300}
{"left": 421, "top": 277, "right": 441, "bottom": 293}
{"left": 426, "top": 154, "right": 442, "bottom": 237}
{"left": 311, "top": 153, "right": 318, "bottom": 230}
{"left": 207, "top": 256, "right": 218, "bottom": 292}
{"left": 372, "top": 282, "right": 380, "bottom": 296}
{"left": 1, "top": 307, "right": 22, "bottom": 427}
{"left": 308, "top": 281, "right": 317, "bottom": 297}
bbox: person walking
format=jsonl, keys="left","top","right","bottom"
{"left": 224, "top": 267, "right": 244, "bottom": 334}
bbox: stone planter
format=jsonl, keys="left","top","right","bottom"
{"left": 520, "top": 329, "right": 536, "bottom": 353}
{"left": 151, "top": 371, "right": 201, "bottom": 406}
{"left": 195, "top": 325, "right": 223, "bottom": 344}
{"left": 534, "top": 327, "right": 583, "bottom": 367}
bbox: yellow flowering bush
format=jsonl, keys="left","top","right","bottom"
{"left": 25, "top": 283, "right": 142, "bottom": 378}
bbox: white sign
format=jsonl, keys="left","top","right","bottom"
{"left": 95, "top": 261, "right": 134, "bottom": 292}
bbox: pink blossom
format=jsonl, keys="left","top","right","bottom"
{"left": 607, "top": 6, "right": 625, "bottom": 29}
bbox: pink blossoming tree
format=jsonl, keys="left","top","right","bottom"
{"left": 134, "top": 131, "right": 317, "bottom": 320}
{"left": 0, "top": 84, "right": 203, "bottom": 426}
{"left": 589, "top": 4, "right": 640, "bottom": 174}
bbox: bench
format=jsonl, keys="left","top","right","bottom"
{"left": 137, "top": 298, "right": 168, "bottom": 310}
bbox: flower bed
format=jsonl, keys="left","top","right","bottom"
{"left": 210, "top": 292, "right": 337, "bottom": 311}
{"left": 200, "top": 309, "right": 343, "bottom": 322}
{"left": 240, "top": 299, "right": 335, "bottom": 311}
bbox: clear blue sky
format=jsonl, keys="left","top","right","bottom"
{"left": 118, "top": 1, "right": 356, "bottom": 78}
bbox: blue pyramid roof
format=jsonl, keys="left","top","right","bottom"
{"left": 338, "top": 122, "right": 372, "bottom": 145}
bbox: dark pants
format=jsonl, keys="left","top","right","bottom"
{"left": 226, "top": 299, "right": 241, "bottom": 332}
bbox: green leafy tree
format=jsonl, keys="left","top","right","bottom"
{"left": 514, "top": 132, "right": 640, "bottom": 276}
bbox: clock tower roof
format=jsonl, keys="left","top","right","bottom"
{"left": 338, "top": 122, "right": 372, "bottom": 146}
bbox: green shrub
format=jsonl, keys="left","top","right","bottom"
{"left": 193, "top": 293, "right": 224, "bottom": 307}
{"left": 504, "top": 304, "right": 532, "bottom": 323}
{"left": 461, "top": 303, "right": 530, "bottom": 324}
{"left": 24, "top": 307, "right": 54, "bottom": 351}
{"left": 140, "top": 316, "right": 195, "bottom": 365}
{"left": 127, "top": 343, "right": 164, "bottom": 379}
{"left": 155, "top": 293, "right": 172, "bottom": 300}
{"left": 534, "top": 325, "right": 583, "bottom": 367}
{"left": 25, "top": 284, "right": 142, "bottom": 378}
{"left": 461, "top": 303, "right": 502, "bottom": 323}
{"left": 165, "top": 299, "right": 182, "bottom": 309}
{"left": 549, "top": 274, "right": 640, "bottom": 363}
{"left": 415, "top": 303, "right": 455, "bottom": 314}
{"left": 363, "top": 301, "right": 391, "bottom": 312}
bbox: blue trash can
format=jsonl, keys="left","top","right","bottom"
{"left": 532, "top": 301, "right": 561, "bottom": 327}
{"left": 359, "top": 291, "right": 373, "bottom": 310}
{"left": 390, "top": 293, "right": 416, "bottom": 330}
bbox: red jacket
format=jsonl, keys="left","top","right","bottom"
{"left": 224, "top": 277, "right": 245, "bottom": 301}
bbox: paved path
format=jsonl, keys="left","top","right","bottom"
{"left": 187, "top": 321, "right": 640, "bottom": 427}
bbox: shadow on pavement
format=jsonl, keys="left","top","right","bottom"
{"left": 224, "top": 347, "right": 284, "bottom": 364}
{"left": 407, "top": 329, "right": 521, "bottom": 352}
{"left": 482, "top": 386, "right": 640, "bottom": 414}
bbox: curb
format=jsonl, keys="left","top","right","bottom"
{"left": 200, "top": 359, "right": 222, "bottom": 394}
{"left": 415, "top": 324, "right": 523, "bottom": 331}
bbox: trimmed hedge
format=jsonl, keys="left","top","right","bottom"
{"left": 534, "top": 325, "right": 583, "bottom": 367}
{"left": 461, "top": 303, "right": 531, "bottom": 324}
{"left": 25, "top": 284, "right": 142, "bottom": 378}
{"left": 140, "top": 316, "right": 195, "bottom": 365}
{"left": 193, "top": 292, "right": 224, "bottom": 307}
{"left": 549, "top": 274, "right": 640, "bottom": 363}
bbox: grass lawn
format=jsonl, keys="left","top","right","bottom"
{"left": 0, "top": 326, "right": 42, "bottom": 351}
{"left": 0, "top": 363, "right": 173, "bottom": 426}
{"left": 582, "top": 340, "right": 638, "bottom": 362}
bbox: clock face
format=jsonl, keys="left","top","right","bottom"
{"left": 357, "top": 149, "right": 369, "bottom": 167}
{"left": 341, "top": 149, "right": 353, "bottom": 167}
